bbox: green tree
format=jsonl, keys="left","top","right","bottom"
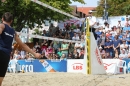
{"left": 0, "top": 0, "right": 85, "bottom": 31}
{"left": 95, "top": 0, "right": 130, "bottom": 17}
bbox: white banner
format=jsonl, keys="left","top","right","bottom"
{"left": 102, "top": 59, "right": 122, "bottom": 74}
{"left": 67, "top": 60, "right": 84, "bottom": 73}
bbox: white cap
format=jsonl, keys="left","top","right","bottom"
{"left": 89, "top": 10, "right": 93, "bottom": 13}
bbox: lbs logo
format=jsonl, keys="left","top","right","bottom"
{"left": 72, "top": 63, "right": 83, "bottom": 70}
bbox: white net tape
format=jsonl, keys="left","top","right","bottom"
{"left": 17, "top": 32, "right": 82, "bottom": 43}
{"left": 30, "top": 0, "right": 82, "bottom": 21}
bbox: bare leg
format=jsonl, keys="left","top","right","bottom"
{"left": 0, "top": 77, "right": 4, "bottom": 86}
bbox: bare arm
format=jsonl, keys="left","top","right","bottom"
{"left": 0, "top": 24, "right": 5, "bottom": 34}
{"left": 14, "top": 32, "right": 41, "bottom": 58}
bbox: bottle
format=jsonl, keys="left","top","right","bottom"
{"left": 39, "top": 60, "right": 56, "bottom": 72}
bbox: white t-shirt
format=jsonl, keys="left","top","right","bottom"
{"left": 75, "top": 43, "right": 83, "bottom": 53}
{"left": 119, "top": 53, "right": 128, "bottom": 59}
{"left": 72, "top": 36, "right": 80, "bottom": 41}
{"left": 73, "top": 29, "right": 81, "bottom": 33}
{"left": 105, "top": 27, "right": 111, "bottom": 32}
{"left": 87, "top": 16, "right": 97, "bottom": 26}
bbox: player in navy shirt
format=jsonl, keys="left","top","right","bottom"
{"left": 0, "top": 12, "right": 41, "bottom": 86}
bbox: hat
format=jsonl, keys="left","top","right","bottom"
{"left": 89, "top": 10, "right": 93, "bottom": 13}
{"left": 99, "top": 46, "right": 102, "bottom": 49}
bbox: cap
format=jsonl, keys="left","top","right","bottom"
{"left": 89, "top": 10, "right": 93, "bottom": 13}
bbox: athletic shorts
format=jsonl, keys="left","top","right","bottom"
{"left": 0, "top": 50, "right": 10, "bottom": 77}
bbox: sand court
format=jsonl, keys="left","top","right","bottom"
{"left": 2, "top": 72, "right": 130, "bottom": 86}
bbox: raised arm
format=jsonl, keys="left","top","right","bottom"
{"left": 14, "top": 32, "right": 41, "bottom": 58}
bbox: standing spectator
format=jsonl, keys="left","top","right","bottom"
{"left": 42, "top": 30, "right": 48, "bottom": 37}
{"left": 20, "top": 48, "right": 26, "bottom": 59}
{"left": 99, "top": 32, "right": 106, "bottom": 49}
{"left": 104, "top": 38, "right": 113, "bottom": 57}
{"left": 61, "top": 42, "right": 69, "bottom": 58}
{"left": 69, "top": 29, "right": 74, "bottom": 40}
{"left": 113, "top": 35, "right": 121, "bottom": 56}
{"left": 74, "top": 43, "right": 83, "bottom": 54}
{"left": 68, "top": 42, "right": 75, "bottom": 54}
{"left": 49, "top": 23, "right": 56, "bottom": 34}
{"left": 125, "top": 17, "right": 130, "bottom": 27}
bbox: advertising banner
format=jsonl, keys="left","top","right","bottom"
{"left": 17, "top": 59, "right": 67, "bottom": 72}
{"left": 67, "top": 59, "right": 84, "bottom": 73}
{"left": 102, "top": 59, "right": 121, "bottom": 74}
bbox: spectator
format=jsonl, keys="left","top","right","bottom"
{"left": 113, "top": 35, "right": 121, "bottom": 56}
{"left": 57, "top": 48, "right": 62, "bottom": 58}
{"left": 72, "top": 33, "right": 80, "bottom": 41}
{"left": 119, "top": 49, "right": 128, "bottom": 59}
{"left": 60, "top": 54, "right": 67, "bottom": 60}
{"left": 34, "top": 42, "right": 40, "bottom": 49}
{"left": 104, "top": 38, "right": 113, "bottom": 57}
{"left": 61, "top": 42, "right": 69, "bottom": 58}
{"left": 74, "top": 42, "right": 83, "bottom": 54}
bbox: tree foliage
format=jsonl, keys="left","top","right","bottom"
{"left": 0, "top": 0, "right": 85, "bottom": 31}
{"left": 95, "top": 0, "right": 130, "bottom": 17}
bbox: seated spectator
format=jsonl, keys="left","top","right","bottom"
{"left": 105, "top": 23, "right": 111, "bottom": 32}
{"left": 73, "top": 27, "right": 81, "bottom": 34}
{"left": 105, "top": 52, "right": 112, "bottom": 59}
{"left": 65, "top": 32, "right": 71, "bottom": 40}
{"left": 73, "top": 49, "right": 80, "bottom": 59}
{"left": 79, "top": 48, "right": 84, "bottom": 59}
{"left": 72, "top": 33, "right": 80, "bottom": 41}
{"left": 34, "top": 42, "right": 40, "bottom": 49}
{"left": 57, "top": 48, "right": 62, "bottom": 58}
{"left": 60, "top": 54, "right": 67, "bottom": 60}
{"left": 114, "top": 49, "right": 119, "bottom": 59}
{"left": 47, "top": 46, "right": 53, "bottom": 54}
{"left": 13, "top": 49, "right": 21, "bottom": 60}
{"left": 40, "top": 52, "right": 47, "bottom": 59}
{"left": 120, "top": 40, "right": 128, "bottom": 54}
{"left": 99, "top": 46, "right": 106, "bottom": 59}
{"left": 41, "top": 40, "right": 48, "bottom": 53}
{"left": 68, "top": 53, "right": 74, "bottom": 59}
{"left": 119, "top": 49, "right": 128, "bottom": 59}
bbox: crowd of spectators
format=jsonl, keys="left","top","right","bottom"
{"left": 11, "top": 23, "right": 85, "bottom": 60}
{"left": 11, "top": 17, "right": 130, "bottom": 60}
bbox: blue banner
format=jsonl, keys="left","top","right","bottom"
{"left": 17, "top": 59, "right": 67, "bottom": 72}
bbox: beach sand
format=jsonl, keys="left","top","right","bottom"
{"left": 2, "top": 72, "right": 130, "bottom": 86}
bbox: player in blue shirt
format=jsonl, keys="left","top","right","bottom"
{"left": 0, "top": 12, "right": 41, "bottom": 86}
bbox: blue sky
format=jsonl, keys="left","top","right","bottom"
{"left": 71, "top": 0, "right": 99, "bottom": 7}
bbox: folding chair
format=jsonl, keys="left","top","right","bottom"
{"left": 8, "top": 59, "right": 18, "bottom": 73}
{"left": 116, "top": 60, "right": 127, "bottom": 74}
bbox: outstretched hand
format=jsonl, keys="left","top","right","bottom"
{"left": 34, "top": 53, "right": 41, "bottom": 58}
